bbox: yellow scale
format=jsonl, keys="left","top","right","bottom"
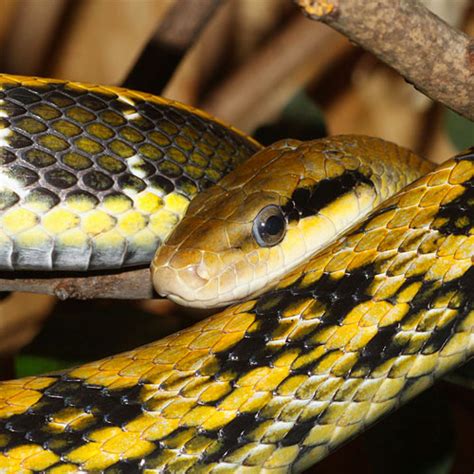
{"left": 0, "top": 74, "right": 259, "bottom": 270}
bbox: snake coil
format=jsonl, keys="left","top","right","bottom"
{"left": 0, "top": 75, "right": 472, "bottom": 473}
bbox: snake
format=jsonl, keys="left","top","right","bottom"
{"left": 0, "top": 74, "right": 472, "bottom": 473}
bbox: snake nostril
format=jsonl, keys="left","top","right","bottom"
{"left": 195, "top": 262, "right": 210, "bottom": 281}
{"left": 183, "top": 263, "right": 210, "bottom": 289}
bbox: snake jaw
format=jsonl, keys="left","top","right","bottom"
{"left": 152, "top": 244, "right": 240, "bottom": 307}
{"left": 156, "top": 268, "right": 213, "bottom": 308}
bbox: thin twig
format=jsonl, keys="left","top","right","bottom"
{"left": 294, "top": 0, "right": 474, "bottom": 120}
{"left": 0, "top": 268, "right": 154, "bottom": 300}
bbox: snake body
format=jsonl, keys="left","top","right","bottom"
{"left": 0, "top": 75, "right": 472, "bottom": 472}
{"left": 0, "top": 74, "right": 259, "bottom": 270}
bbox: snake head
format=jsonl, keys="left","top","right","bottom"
{"left": 151, "top": 136, "right": 431, "bottom": 308}
{"left": 151, "top": 187, "right": 290, "bottom": 308}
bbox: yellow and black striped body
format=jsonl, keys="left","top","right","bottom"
{"left": 0, "top": 151, "right": 471, "bottom": 472}
{"left": 0, "top": 75, "right": 259, "bottom": 270}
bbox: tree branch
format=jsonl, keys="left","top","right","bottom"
{"left": 0, "top": 268, "right": 154, "bottom": 300}
{"left": 294, "top": 0, "right": 474, "bottom": 120}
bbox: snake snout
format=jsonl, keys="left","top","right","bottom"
{"left": 180, "top": 263, "right": 211, "bottom": 289}
{"left": 152, "top": 246, "right": 218, "bottom": 306}
{"left": 152, "top": 264, "right": 211, "bottom": 304}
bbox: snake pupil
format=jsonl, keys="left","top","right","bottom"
{"left": 253, "top": 205, "right": 286, "bottom": 247}
{"left": 265, "top": 215, "right": 284, "bottom": 235}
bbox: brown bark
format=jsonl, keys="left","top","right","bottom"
{"left": 0, "top": 268, "right": 154, "bottom": 300}
{"left": 294, "top": 0, "right": 474, "bottom": 120}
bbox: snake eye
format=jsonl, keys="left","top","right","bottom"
{"left": 252, "top": 205, "right": 286, "bottom": 247}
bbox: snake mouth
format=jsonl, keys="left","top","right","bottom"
{"left": 153, "top": 258, "right": 249, "bottom": 308}
{"left": 153, "top": 264, "right": 209, "bottom": 299}
{"left": 153, "top": 257, "right": 276, "bottom": 308}
{"left": 152, "top": 253, "right": 249, "bottom": 308}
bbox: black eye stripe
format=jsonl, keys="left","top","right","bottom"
{"left": 251, "top": 171, "right": 374, "bottom": 247}
{"left": 282, "top": 170, "right": 374, "bottom": 220}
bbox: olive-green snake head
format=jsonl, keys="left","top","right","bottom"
{"left": 152, "top": 136, "right": 433, "bottom": 307}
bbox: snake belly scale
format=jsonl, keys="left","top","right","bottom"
{"left": 0, "top": 74, "right": 471, "bottom": 473}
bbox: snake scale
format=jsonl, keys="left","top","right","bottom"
{"left": 0, "top": 75, "right": 259, "bottom": 271}
{"left": 0, "top": 75, "right": 472, "bottom": 473}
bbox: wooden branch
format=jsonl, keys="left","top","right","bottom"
{"left": 0, "top": 268, "right": 154, "bottom": 300}
{"left": 294, "top": 0, "right": 474, "bottom": 120}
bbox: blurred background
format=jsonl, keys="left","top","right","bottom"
{"left": 0, "top": 0, "right": 473, "bottom": 472}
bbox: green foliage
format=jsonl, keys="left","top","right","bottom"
{"left": 15, "top": 354, "right": 77, "bottom": 378}
{"left": 444, "top": 108, "right": 474, "bottom": 151}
